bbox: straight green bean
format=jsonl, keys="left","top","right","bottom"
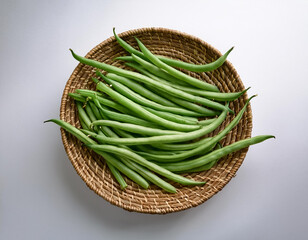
{"left": 104, "top": 74, "right": 204, "bottom": 117}
{"left": 79, "top": 107, "right": 227, "bottom": 146}
{"left": 92, "top": 77, "right": 200, "bottom": 132}
{"left": 91, "top": 120, "right": 183, "bottom": 136}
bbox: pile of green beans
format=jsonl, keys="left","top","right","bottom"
{"left": 46, "top": 29, "right": 274, "bottom": 193}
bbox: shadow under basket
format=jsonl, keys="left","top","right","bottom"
{"left": 60, "top": 27, "right": 252, "bottom": 214}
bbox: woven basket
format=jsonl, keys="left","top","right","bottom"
{"left": 60, "top": 27, "right": 252, "bottom": 214}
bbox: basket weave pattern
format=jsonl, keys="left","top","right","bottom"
{"left": 60, "top": 28, "right": 252, "bottom": 214}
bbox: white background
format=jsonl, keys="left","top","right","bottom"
{"left": 1, "top": 0, "right": 307, "bottom": 239}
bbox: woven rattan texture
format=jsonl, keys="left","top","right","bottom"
{"left": 60, "top": 28, "right": 252, "bottom": 214}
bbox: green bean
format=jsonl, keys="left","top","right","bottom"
{"left": 84, "top": 103, "right": 97, "bottom": 122}
{"left": 92, "top": 76, "right": 199, "bottom": 124}
{"left": 127, "top": 57, "right": 249, "bottom": 102}
{"left": 88, "top": 101, "right": 102, "bottom": 120}
{"left": 88, "top": 96, "right": 113, "bottom": 136}
{"left": 199, "top": 118, "right": 217, "bottom": 126}
{"left": 159, "top": 47, "right": 234, "bottom": 72}
{"left": 111, "top": 71, "right": 229, "bottom": 113}
{"left": 91, "top": 120, "right": 183, "bottom": 136}
{"left": 45, "top": 119, "right": 128, "bottom": 189}
{"left": 158, "top": 135, "right": 275, "bottom": 172}
{"left": 45, "top": 119, "right": 152, "bottom": 189}
{"left": 79, "top": 107, "right": 227, "bottom": 146}
{"left": 145, "top": 107, "right": 199, "bottom": 125}
{"left": 87, "top": 100, "right": 118, "bottom": 137}
{"left": 79, "top": 115, "right": 90, "bottom": 130}
{"left": 99, "top": 123, "right": 176, "bottom": 193}
{"left": 96, "top": 71, "right": 177, "bottom": 107}
{"left": 91, "top": 96, "right": 128, "bottom": 138}
{"left": 104, "top": 74, "right": 204, "bottom": 117}
{"left": 76, "top": 102, "right": 92, "bottom": 129}
{"left": 77, "top": 99, "right": 115, "bottom": 139}
{"left": 85, "top": 144, "right": 206, "bottom": 186}
{"left": 107, "top": 161, "right": 127, "bottom": 189}
{"left": 138, "top": 96, "right": 254, "bottom": 162}
{"left": 113, "top": 28, "right": 232, "bottom": 73}
{"left": 149, "top": 86, "right": 219, "bottom": 116}
{"left": 68, "top": 93, "right": 87, "bottom": 103}
{"left": 93, "top": 98, "right": 159, "bottom": 128}
{"left": 174, "top": 86, "right": 250, "bottom": 102}
{"left": 94, "top": 151, "right": 149, "bottom": 189}
{"left": 176, "top": 143, "right": 222, "bottom": 173}
{"left": 124, "top": 57, "right": 189, "bottom": 87}
{"left": 76, "top": 89, "right": 130, "bottom": 114}
{"left": 45, "top": 119, "right": 96, "bottom": 144}
{"left": 152, "top": 137, "right": 212, "bottom": 151}
{"left": 88, "top": 77, "right": 200, "bottom": 123}
{"left": 75, "top": 89, "right": 105, "bottom": 97}
{"left": 70, "top": 50, "right": 230, "bottom": 113}
{"left": 83, "top": 102, "right": 106, "bottom": 135}
{"left": 115, "top": 55, "right": 135, "bottom": 62}
{"left": 120, "top": 158, "right": 176, "bottom": 193}
{"left": 86, "top": 78, "right": 198, "bottom": 125}
{"left": 88, "top": 111, "right": 153, "bottom": 189}
{"left": 92, "top": 77, "right": 200, "bottom": 132}
{"left": 134, "top": 38, "right": 220, "bottom": 92}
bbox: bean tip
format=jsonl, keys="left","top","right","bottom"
{"left": 91, "top": 77, "right": 99, "bottom": 84}
{"left": 248, "top": 94, "right": 258, "bottom": 102}
{"left": 43, "top": 119, "right": 52, "bottom": 123}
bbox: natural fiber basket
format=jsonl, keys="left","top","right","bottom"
{"left": 60, "top": 27, "right": 252, "bottom": 214}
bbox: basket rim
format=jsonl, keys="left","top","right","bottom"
{"left": 59, "top": 27, "right": 252, "bottom": 214}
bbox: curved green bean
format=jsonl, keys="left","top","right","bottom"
{"left": 94, "top": 151, "right": 149, "bottom": 189}
{"left": 113, "top": 28, "right": 233, "bottom": 73}
{"left": 134, "top": 38, "right": 219, "bottom": 92}
{"left": 121, "top": 159, "right": 176, "bottom": 193}
{"left": 199, "top": 118, "right": 217, "bottom": 126}
{"left": 85, "top": 144, "right": 206, "bottom": 186}
{"left": 158, "top": 135, "right": 275, "bottom": 172}
{"left": 149, "top": 86, "right": 219, "bottom": 116}
{"left": 127, "top": 56, "right": 249, "bottom": 102}
{"left": 159, "top": 47, "right": 234, "bottom": 72}
{"left": 176, "top": 143, "right": 222, "bottom": 173}
{"left": 136, "top": 96, "right": 253, "bottom": 162}
{"left": 70, "top": 50, "right": 230, "bottom": 113}
{"left": 45, "top": 119, "right": 151, "bottom": 189}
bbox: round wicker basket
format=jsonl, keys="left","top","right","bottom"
{"left": 60, "top": 27, "right": 252, "bottom": 214}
